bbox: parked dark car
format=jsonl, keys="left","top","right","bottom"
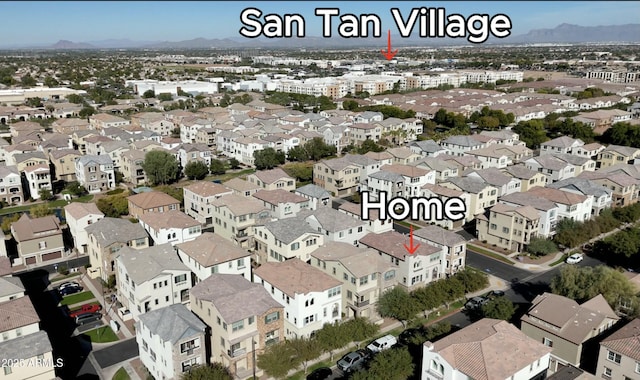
{"left": 337, "top": 349, "right": 370, "bottom": 372}
{"left": 75, "top": 312, "right": 102, "bottom": 325}
{"left": 306, "top": 367, "right": 332, "bottom": 380}
{"left": 59, "top": 284, "right": 83, "bottom": 296}
{"left": 58, "top": 281, "right": 80, "bottom": 290}
{"left": 486, "top": 290, "right": 505, "bottom": 299}
{"left": 464, "top": 296, "right": 488, "bottom": 310}
{"left": 398, "top": 328, "right": 422, "bottom": 346}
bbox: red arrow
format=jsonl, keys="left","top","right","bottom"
{"left": 403, "top": 225, "right": 420, "bottom": 255}
{"left": 380, "top": 29, "right": 398, "bottom": 61}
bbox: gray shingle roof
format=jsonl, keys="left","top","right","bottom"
{"left": 414, "top": 225, "right": 467, "bottom": 246}
{"left": 0, "top": 330, "right": 52, "bottom": 361}
{"left": 295, "top": 184, "right": 330, "bottom": 200}
{"left": 299, "top": 207, "right": 364, "bottom": 233}
{"left": 547, "top": 177, "right": 612, "bottom": 198}
{"left": 117, "top": 244, "right": 187, "bottom": 284}
{"left": 443, "top": 135, "right": 483, "bottom": 147}
{"left": 410, "top": 139, "right": 444, "bottom": 153}
{"left": 444, "top": 176, "right": 491, "bottom": 194}
{"left": 0, "top": 277, "right": 25, "bottom": 299}
{"left": 369, "top": 170, "right": 404, "bottom": 183}
{"left": 77, "top": 154, "right": 114, "bottom": 166}
{"left": 190, "top": 274, "right": 281, "bottom": 323}
{"left": 137, "top": 304, "right": 206, "bottom": 345}
{"left": 264, "top": 217, "right": 319, "bottom": 244}
{"left": 85, "top": 217, "right": 148, "bottom": 247}
{"left": 463, "top": 168, "right": 512, "bottom": 187}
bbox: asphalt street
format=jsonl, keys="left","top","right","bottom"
{"left": 92, "top": 338, "right": 139, "bottom": 369}
{"left": 465, "top": 249, "right": 533, "bottom": 283}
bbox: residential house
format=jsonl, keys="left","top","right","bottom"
{"left": 579, "top": 170, "right": 639, "bottom": 207}
{"left": 177, "top": 143, "right": 212, "bottom": 169}
{"left": 83, "top": 135, "right": 113, "bottom": 157}
{"left": 75, "top": 155, "right": 116, "bottom": 193}
{"left": 338, "top": 201, "right": 394, "bottom": 234}
{"left": 85, "top": 217, "right": 149, "bottom": 281}
{"left": 0, "top": 166, "right": 23, "bottom": 205}
{"left": 51, "top": 117, "right": 90, "bottom": 134}
{"left": 253, "top": 217, "right": 324, "bottom": 264}
{"left": 467, "top": 144, "right": 533, "bottom": 169}
{"left": 64, "top": 202, "right": 104, "bottom": 254}
{"left": 299, "top": 207, "right": 367, "bottom": 246}
{"left": 253, "top": 258, "right": 342, "bottom": 339}
{"left": 176, "top": 232, "right": 251, "bottom": 283}
{"left": 541, "top": 136, "right": 585, "bottom": 155}
{"left": 99, "top": 140, "right": 130, "bottom": 170}
{"left": 420, "top": 184, "right": 472, "bottom": 229}
{"left": 547, "top": 178, "right": 613, "bottom": 216}
{"left": 595, "top": 318, "right": 640, "bottom": 380}
{"left": 439, "top": 177, "right": 499, "bottom": 220}
{"left": 313, "top": 154, "right": 379, "bottom": 196}
{"left": 520, "top": 292, "right": 619, "bottom": 369}
{"left": 11, "top": 214, "right": 64, "bottom": 266}
{"left": 413, "top": 157, "right": 459, "bottom": 183}
{"left": 499, "top": 192, "right": 559, "bottom": 238}
{"left": 136, "top": 304, "right": 207, "bottom": 380}
{"left": 183, "top": 182, "right": 233, "bottom": 226}
{"left": 190, "top": 274, "right": 284, "bottom": 379}
{"left": 138, "top": 210, "right": 202, "bottom": 246}
{"left": 321, "top": 125, "right": 351, "bottom": 153}
{"left": 386, "top": 147, "right": 422, "bottom": 165}
{"left": 440, "top": 155, "right": 483, "bottom": 173}
{"left": 120, "top": 149, "right": 147, "bottom": 185}
{"left": 49, "top": 149, "right": 81, "bottom": 183}
{"left": 525, "top": 155, "right": 578, "bottom": 183}
{"left": 127, "top": 191, "right": 181, "bottom": 219}
{"left": 408, "top": 139, "right": 449, "bottom": 157}
{"left": 252, "top": 190, "right": 310, "bottom": 219}
{"left": 0, "top": 297, "right": 56, "bottom": 380}
{"left": 116, "top": 243, "right": 191, "bottom": 320}
{"left": 89, "top": 113, "right": 130, "bottom": 130}
{"left": 479, "top": 130, "right": 524, "bottom": 146}
{"left": 360, "top": 231, "right": 443, "bottom": 291}
{"left": 503, "top": 165, "right": 548, "bottom": 192}
{"left": 223, "top": 178, "right": 261, "bottom": 198}
{"left": 413, "top": 225, "right": 467, "bottom": 276}
{"left": 596, "top": 145, "right": 640, "bottom": 169}
{"left": 232, "top": 137, "right": 271, "bottom": 166}
{"left": 311, "top": 242, "right": 396, "bottom": 321}
{"left": 195, "top": 127, "right": 217, "bottom": 147}
{"left": 180, "top": 117, "right": 212, "bottom": 144}
{"left": 572, "top": 142, "right": 605, "bottom": 159}
{"left": 22, "top": 164, "right": 51, "bottom": 200}
{"left": 210, "top": 194, "right": 271, "bottom": 249}
{"left": 295, "top": 184, "right": 331, "bottom": 210}
{"left": 528, "top": 187, "right": 593, "bottom": 223}
{"left": 363, "top": 151, "right": 394, "bottom": 167}
{"left": 348, "top": 123, "right": 382, "bottom": 145}
{"left": 476, "top": 203, "right": 541, "bottom": 253}
{"left": 464, "top": 167, "right": 522, "bottom": 197}
{"left": 440, "top": 135, "right": 485, "bottom": 156}
{"left": 548, "top": 153, "right": 597, "bottom": 176}
{"left": 13, "top": 151, "right": 48, "bottom": 173}
{"left": 422, "top": 319, "right": 552, "bottom": 380}
{"left": 247, "top": 168, "right": 296, "bottom": 192}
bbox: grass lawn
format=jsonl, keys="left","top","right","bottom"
{"left": 467, "top": 244, "right": 515, "bottom": 265}
{"left": 205, "top": 168, "right": 256, "bottom": 183}
{"left": 60, "top": 291, "right": 95, "bottom": 306}
{"left": 112, "top": 367, "right": 130, "bottom": 380}
{"left": 550, "top": 253, "right": 569, "bottom": 267}
{"left": 86, "top": 326, "right": 119, "bottom": 343}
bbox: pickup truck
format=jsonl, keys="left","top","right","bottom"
{"left": 337, "top": 349, "right": 370, "bottom": 373}
{"left": 68, "top": 304, "right": 102, "bottom": 318}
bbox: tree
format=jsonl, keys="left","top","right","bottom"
{"left": 481, "top": 297, "right": 516, "bottom": 320}
{"left": 65, "top": 181, "right": 87, "bottom": 197}
{"left": 315, "top": 322, "right": 350, "bottom": 361}
{"left": 526, "top": 237, "right": 558, "bottom": 256}
{"left": 377, "top": 287, "right": 419, "bottom": 327}
{"left": 184, "top": 161, "right": 209, "bottom": 180}
{"left": 282, "top": 163, "right": 313, "bottom": 182}
{"left": 79, "top": 106, "right": 95, "bottom": 118}
{"left": 25, "top": 97, "right": 43, "bottom": 108}
{"left": 257, "top": 341, "right": 299, "bottom": 379}
{"left": 29, "top": 203, "right": 54, "bottom": 217}
{"left": 96, "top": 194, "right": 129, "bottom": 218}
{"left": 38, "top": 189, "right": 54, "bottom": 201}
{"left": 453, "top": 268, "right": 489, "bottom": 293}
{"left": 288, "top": 338, "right": 321, "bottom": 374}
{"left": 342, "top": 318, "right": 379, "bottom": 349}
{"left": 602, "top": 122, "right": 640, "bottom": 148}
{"left": 21, "top": 74, "right": 37, "bottom": 87}
{"left": 551, "top": 265, "right": 639, "bottom": 317}
{"left": 287, "top": 145, "right": 310, "bottom": 162}
{"left": 304, "top": 137, "right": 336, "bottom": 161}
{"left": 209, "top": 159, "right": 226, "bottom": 175}
{"left": 228, "top": 158, "right": 241, "bottom": 170}
{"left": 356, "top": 139, "right": 385, "bottom": 154}
{"left": 142, "top": 150, "right": 180, "bottom": 185}
{"left": 157, "top": 93, "right": 173, "bottom": 102}
{"left": 66, "top": 94, "right": 84, "bottom": 104}
{"left": 476, "top": 115, "right": 500, "bottom": 130}
{"left": 254, "top": 148, "right": 285, "bottom": 170}
{"left": 411, "top": 285, "right": 442, "bottom": 318}
{"left": 142, "top": 89, "right": 155, "bottom": 99}
{"left": 1, "top": 214, "right": 20, "bottom": 234}
{"left": 513, "top": 119, "right": 548, "bottom": 149}
{"left": 181, "top": 363, "right": 233, "bottom": 380}
{"left": 352, "top": 347, "right": 415, "bottom": 380}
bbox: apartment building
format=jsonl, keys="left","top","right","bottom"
{"left": 183, "top": 181, "right": 233, "bottom": 226}
{"left": 210, "top": 194, "right": 271, "bottom": 248}
{"left": 75, "top": 155, "right": 116, "bottom": 193}
{"left": 253, "top": 218, "right": 324, "bottom": 264}
{"left": 247, "top": 168, "right": 296, "bottom": 192}
{"left": 11, "top": 214, "right": 64, "bottom": 266}
{"left": 127, "top": 191, "right": 181, "bottom": 219}
{"left": 138, "top": 210, "right": 202, "bottom": 246}
{"left": 477, "top": 203, "right": 540, "bottom": 253}
{"left": 48, "top": 149, "right": 81, "bottom": 182}
{"left": 64, "top": 202, "right": 104, "bottom": 254}
{"left": 413, "top": 225, "right": 467, "bottom": 276}
{"left": 595, "top": 318, "right": 640, "bottom": 380}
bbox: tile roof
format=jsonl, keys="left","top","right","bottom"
{"left": 190, "top": 274, "right": 282, "bottom": 323}
{"left": 311, "top": 243, "right": 393, "bottom": 278}
{"left": 139, "top": 210, "right": 200, "bottom": 230}
{"left": 360, "top": 231, "right": 441, "bottom": 260}
{"left": 443, "top": 176, "right": 492, "bottom": 194}
{"left": 117, "top": 244, "right": 187, "bottom": 284}
{"left": 85, "top": 217, "right": 148, "bottom": 247}
{"left": 503, "top": 164, "right": 540, "bottom": 180}
{"left": 254, "top": 258, "right": 341, "bottom": 298}
{"left": 251, "top": 168, "right": 293, "bottom": 184}
{"left": 421, "top": 183, "right": 465, "bottom": 198}
{"left": 11, "top": 214, "right": 61, "bottom": 242}
{"left": 184, "top": 181, "right": 232, "bottom": 198}
{"left": 0, "top": 277, "right": 24, "bottom": 298}
{"left": 463, "top": 168, "right": 513, "bottom": 187}
{"left": 528, "top": 186, "right": 588, "bottom": 205}
{"left": 380, "top": 164, "right": 429, "bottom": 178}
{"left": 176, "top": 232, "right": 250, "bottom": 267}
{"left": 442, "top": 135, "right": 484, "bottom": 147}
{"left": 413, "top": 225, "right": 466, "bottom": 246}
{"left": 600, "top": 318, "right": 640, "bottom": 361}
{"left": 76, "top": 154, "right": 114, "bottom": 166}
{"left": 499, "top": 192, "right": 556, "bottom": 211}
{"left": 223, "top": 177, "right": 261, "bottom": 193}
{"left": 0, "top": 296, "right": 40, "bottom": 333}
{"left": 252, "top": 189, "right": 308, "bottom": 205}
{"left": 127, "top": 191, "right": 180, "bottom": 209}
{"left": 547, "top": 178, "right": 612, "bottom": 198}
{"left": 295, "top": 184, "right": 330, "bottom": 200}
{"left": 211, "top": 194, "right": 269, "bottom": 216}
{"left": 63, "top": 202, "right": 104, "bottom": 220}
{"left": 542, "top": 136, "right": 584, "bottom": 148}
{"left": 338, "top": 201, "right": 384, "bottom": 221}
{"left": 428, "top": 319, "right": 552, "bottom": 380}
{"left": 137, "top": 304, "right": 206, "bottom": 345}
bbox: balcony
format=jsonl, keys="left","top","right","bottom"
{"left": 227, "top": 348, "right": 246, "bottom": 358}
{"left": 350, "top": 299, "right": 370, "bottom": 308}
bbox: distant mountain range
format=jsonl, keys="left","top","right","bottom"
{"left": 3, "top": 23, "right": 639, "bottom": 50}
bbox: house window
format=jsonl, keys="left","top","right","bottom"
{"left": 174, "top": 274, "right": 187, "bottom": 284}
{"left": 327, "top": 286, "right": 340, "bottom": 298}
{"left": 232, "top": 320, "right": 244, "bottom": 332}
{"left": 237, "top": 258, "right": 245, "bottom": 268}
{"left": 384, "top": 270, "right": 395, "bottom": 280}
{"left": 635, "top": 361, "right": 640, "bottom": 373}
{"left": 265, "top": 311, "right": 280, "bottom": 324}
{"left": 359, "top": 276, "right": 368, "bottom": 285}
{"left": 607, "top": 350, "right": 621, "bottom": 364}
{"left": 490, "top": 223, "right": 497, "bottom": 230}
{"left": 291, "top": 242, "right": 300, "bottom": 251}
{"left": 248, "top": 316, "right": 254, "bottom": 325}
{"left": 543, "top": 337, "right": 553, "bottom": 347}
{"left": 603, "top": 367, "right": 612, "bottom": 378}
{"left": 39, "top": 241, "right": 47, "bottom": 250}
{"left": 3, "top": 367, "right": 11, "bottom": 375}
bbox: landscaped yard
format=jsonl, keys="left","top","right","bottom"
{"left": 85, "top": 326, "right": 119, "bottom": 343}
{"left": 60, "top": 291, "right": 96, "bottom": 306}
{"left": 467, "top": 244, "right": 515, "bottom": 265}
{"left": 112, "top": 366, "right": 130, "bottom": 380}
{"left": 0, "top": 195, "right": 94, "bottom": 216}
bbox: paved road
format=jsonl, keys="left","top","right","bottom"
{"left": 465, "top": 249, "right": 533, "bottom": 283}
{"left": 93, "top": 338, "right": 139, "bottom": 369}
{"left": 13, "top": 256, "right": 90, "bottom": 276}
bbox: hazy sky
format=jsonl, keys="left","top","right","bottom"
{"left": 2, "top": 1, "right": 639, "bottom": 45}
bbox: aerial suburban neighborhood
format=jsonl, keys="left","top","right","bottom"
{"left": 0, "top": 2, "right": 640, "bottom": 380}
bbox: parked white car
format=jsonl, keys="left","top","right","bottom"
{"left": 366, "top": 334, "right": 398, "bottom": 353}
{"left": 566, "top": 253, "right": 584, "bottom": 264}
